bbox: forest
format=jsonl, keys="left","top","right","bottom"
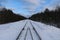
{"left": 0, "top": 7, "right": 60, "bottom": 28}
{"left": 29, "top": 6, "right": 60, "bottom": 28}
{"left": 0, "top": 8, "right": 26, "bottom": 24}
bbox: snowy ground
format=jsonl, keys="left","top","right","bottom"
{"left": 0, "top": 20, "right": 60, "bottom": 40}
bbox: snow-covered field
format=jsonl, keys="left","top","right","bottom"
{"left": 0, "top": 20, "right": 60, "bottom": 40}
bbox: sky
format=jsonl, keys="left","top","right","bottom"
{"left": 0, "top": 0, "right": 60, "bottom": 16}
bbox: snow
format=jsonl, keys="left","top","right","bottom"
{"left": 0, "top": 20, "right": 27, "bottom": 40}
{"left": 0, "top": 19, "right": 60, "bottom": 40}
{"left": 31, "top": 20, "right": 60, "bottom": 40}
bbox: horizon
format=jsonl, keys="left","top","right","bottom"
{"left": 0, "top": 0, "right": 60, "bottom": 16}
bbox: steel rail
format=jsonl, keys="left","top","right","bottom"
{"left": 16, "top": 22, "right": 27, "bottom": 40}
{"left": 30, "top": 21, "right": 42, "bottom": 40}
{"left": 24, "top": 27, "right": 29, "bottom": 40}
{"left": 31, "top": 21, "right": 44, "bottom": 30}
{"left": 24, "top": 27, "right": 34, "bottom": 40}
{"left": 29, "top": 27, "right": 34, "bottom": 40}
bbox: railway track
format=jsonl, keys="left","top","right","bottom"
{"left": 30, "top": 21, "right": 41, "bottom": 40}
{"left": 16, "top": 22, "right": 27, "bottom": 40}
{"left": 16, "top": 20, "right": 41, "bottom": 40}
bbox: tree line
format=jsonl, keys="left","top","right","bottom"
{"left": 0, "top": 8, "right": 26, "bottom": 24}
{"left": 29, "top": 7, "right": 60, "bottom": 28}
{"left": 0, "top": 7, "right": 60, "bottom": 28}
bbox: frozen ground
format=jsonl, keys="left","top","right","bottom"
{"left": 0, "top": 20, "right": 60, "bottom": 40}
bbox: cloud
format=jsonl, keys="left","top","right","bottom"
{"left": 0, "top": 0, "right": 6, "bottom": 7}
{"left": 24, "top": 0, "right": 39, "bottom": 9}
{"left": 44, "top": 0, "right": 60, "bottom": 10}
{"left": 0, "top": 0, "right": 6, "bottom": 11}
{"left": 24, "top": 0, "right": 39, "bottom": 5}
{"left": 19, "top": 0, "right": 43, "bottom": 14}
{"left": 22, "top": 0, "right": 46, "bottom": 14}
{"left": 24, "top": 0, "right": 60, "bottom": 10}
{"left": 3, "top": 0, "right": 60, "bottom": 15}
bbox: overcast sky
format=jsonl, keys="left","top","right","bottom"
{"left": 0, "top": 0, "right": 60, "bottom": 16}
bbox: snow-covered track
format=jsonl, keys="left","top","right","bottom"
{"left": 24, "top": 27, "right": 33, "bottom": 40}
{"left": 16, "top": 22, "right": 27, "bottom": 40}
{"left": 16, "top": 20, "right": 42, "bottom": 40}
{"left": 0, "top": 20, "right": 60, "bottom": 40}
{"left": 30, "top": 21, "right": 41, "bottom": 40}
